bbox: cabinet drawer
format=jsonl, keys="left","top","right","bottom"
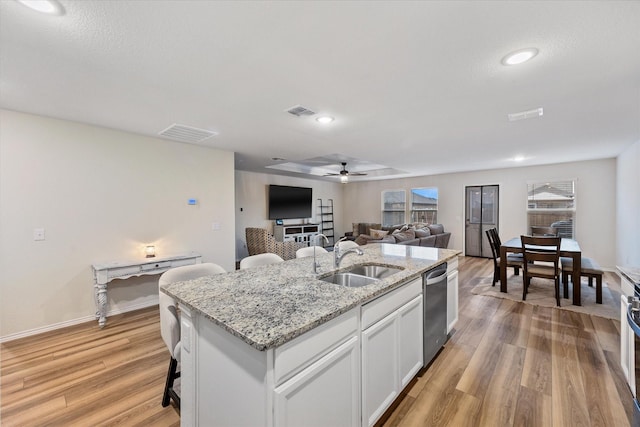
{"left": 362, "top": 278, "right": 422, "bottom": 330}
{"left": 274, "top": 308, "right": 358, "bottom": 386}
{"left": 140, "top": 261, "right": 172, "bottom": 271}
{"left": 171, "top": 258, "right": 199, "bottom": 268}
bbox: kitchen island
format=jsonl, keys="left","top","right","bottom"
{"left": 161, "top": 243, "right": 460, "bottom": 427}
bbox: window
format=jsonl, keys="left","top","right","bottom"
{"left": 527, "top": 180, "right": 575, "bottom": 238}
{"left": 411, "top": 187, "right": 438, "bottom": 223}
{"left": 381, "top": 190, "right": 406, "bottom": 226}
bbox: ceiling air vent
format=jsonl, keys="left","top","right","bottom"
{"left": 285, "top": 105, "right": 316, "bottom": 117}
{"left": 158, "top": 124, "right": 218, "bottom": 143}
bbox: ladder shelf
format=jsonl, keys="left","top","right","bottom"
{"left": 317, "top": 198, "right": 335, "bottom": 248}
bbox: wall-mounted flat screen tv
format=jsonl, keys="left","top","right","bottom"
{"left": 268, "top": 185, "right": 313, "bottom": 220}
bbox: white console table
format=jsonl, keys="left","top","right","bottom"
{"left": 92, "top": 252, "right": 201, "bottom": 328}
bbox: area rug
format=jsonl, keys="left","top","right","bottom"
{"left": 470, "top": 272, "right": 619, "bottom": 321}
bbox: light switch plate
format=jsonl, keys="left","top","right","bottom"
{"left": 33, "top": 228, "right": 45, "bottom": 241}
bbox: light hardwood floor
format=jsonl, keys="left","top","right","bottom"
{"left": 382, "top": 257, "right": 631, "bottom": 427}
{"left": 0, "top": 257, "right": 632, "bottom": 426}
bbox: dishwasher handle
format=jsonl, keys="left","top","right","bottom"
{"left": 425, "top": 263, "right": 447, "bottom": 285}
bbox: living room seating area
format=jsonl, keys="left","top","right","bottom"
{"left": 347, "top": 222, "right": 451, "bottom": 248}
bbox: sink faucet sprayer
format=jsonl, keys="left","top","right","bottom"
{"left": 334, "top": 237, "right": 364, "bottom": 268}
{"left": 312, "top": 234, "right": 330, "bottom": 274}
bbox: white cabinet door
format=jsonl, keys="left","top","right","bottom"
{"left": 447, "top": 270, "right": 459, "bottom": 333}
{"left": 274, "top": 336, "right": 360, "bottom": 427}
{"left": 630, "top": 322, "right": 636, "bottom": 398}
{"left": 397, "top": 295, "right": 424, "bottom": 388}
{"left": 621, "top": 293, "right": 636, "bottom": 397}
{"left": 361, "top": 311, "right": 398, "bottom": 427}
{"left": 620, "top": 275, "right": 636, "bottom": 396}
{"left": 362, "top": 294, "right": 424, "bottom": 427}
{"left": 621, "top": 295, "right": 631, "bottom": 381}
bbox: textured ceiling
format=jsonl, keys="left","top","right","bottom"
{"left": 1, "top": 1, "right": 639, "bottom": 182}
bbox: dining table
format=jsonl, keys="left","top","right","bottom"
{"left": 499, "top": 237, "right": 582, "bottom": 306}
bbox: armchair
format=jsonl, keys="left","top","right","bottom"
{"left": 245, "top": 227, "right": 303, "bottom": 261}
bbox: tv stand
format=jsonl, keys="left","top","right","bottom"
{"left": 274, "top": 224, "right": 319, "bottom": 246}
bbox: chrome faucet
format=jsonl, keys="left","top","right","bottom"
{"left": 334, "top": 237, "right": 364, "bottom": 268}
{"left": 312, "top": 234, "right": 330, "bottom": 274}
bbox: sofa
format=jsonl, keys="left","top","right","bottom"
{"left": 347, "top": 222, "right": 451, "bottom": 248}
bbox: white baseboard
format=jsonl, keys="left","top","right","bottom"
{"left": 0, "top": 300, "right": 159, "bottom": 343}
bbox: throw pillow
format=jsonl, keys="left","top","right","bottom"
{"left": 427, "top": 224, "right": 445, "bottom": 235}
{"left": 393, "top": 229, "right": 416, "bottom": 242}
{"left": 355, "top": 235, "right": 370, "bottom": 245}
{"left": 364, "top": 223, "right": 381, "bottom": 235}
{"left": 352, "top": 223, "right": 360, "bottom": 237}
{"left": 378, "top": 236, "right": 397, "bottom": 244}
{"left": 391, "top": 224, "right": 409, "bottom": 234}
{"left": 414, "top": 227, "right": 431, "bottom": 238}
{"left": 369, "top": 229, "right": 389, "bottom": 239}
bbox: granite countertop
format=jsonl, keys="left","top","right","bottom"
{"left": 161, "top": 244, "right": 460, "bottom": 351}
{"left": 618, "top": 266, "right": 640, "bottom": 285}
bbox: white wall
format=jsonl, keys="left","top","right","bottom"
{"left": 235, "top": 170, "right": 345, "bottom": 260}
{"left": 616, "top": 140, "right": 640, "bottom": 267}
{"left": 0, "top": 110, "right": 236, "bottom": 339}
{"left": 343, "top": 159, "right": 617, "bottom": 269}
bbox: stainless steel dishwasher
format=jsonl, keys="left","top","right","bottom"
{"left": 423, "top": 262, "right": 448, "bottom": 367}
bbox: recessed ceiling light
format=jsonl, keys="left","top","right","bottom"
{"left": 501, "top": 48, "right": 539, "bottom": 66}
{"left": 513, "top": 155, "right": 525, "bottom": 162}
{"left": 316, "top": 116, "right": 334, "bottom": 124}
{"left": 508, "top": 107, "right": 544, "bottom": 122}
{"left": 15, "top": 0, "right": 64, "bottom": 15}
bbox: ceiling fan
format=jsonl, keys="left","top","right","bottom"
{"left": 324, "top": 162, "right": 367, "bottom": 183}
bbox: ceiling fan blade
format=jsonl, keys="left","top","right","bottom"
{"left": 323, "top": 162, "right": 368, "bottom": 178}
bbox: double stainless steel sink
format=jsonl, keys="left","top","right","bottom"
{"left": 319, "top": 264, "right": 403, "bottom": 288}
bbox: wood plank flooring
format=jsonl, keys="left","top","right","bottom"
{"left": 0, "top": 256, "right": 632, "bottom": 426}
{"left": 382, "top": 256, "right": 632, "bottom": 427}
{"left": 0, "top": 308, "right": 180, "bottom": 426}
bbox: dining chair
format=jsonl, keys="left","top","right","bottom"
{"left": 490, "top": 228, "right": 524, "bottom": 262}
{"left": 239, "top": 253, "right": 284, "bottom": 269}
{"left": 158, "top": 262, "right": 226, "bottom": 409}
{"left": 520, "top": 235, "right": 562, "bottom": 306}
{"left": 486, "top": 228, "right": 522, "bottom": 286}
{"left": 530, "top": 226, "right": 558, "bottom": 236}
{"left": 295, "top": 246, "right": 328, "bottom": 258}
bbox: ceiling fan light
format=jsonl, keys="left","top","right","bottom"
{"left": 340, "top": 175, "right": 348, "bottom": 183}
